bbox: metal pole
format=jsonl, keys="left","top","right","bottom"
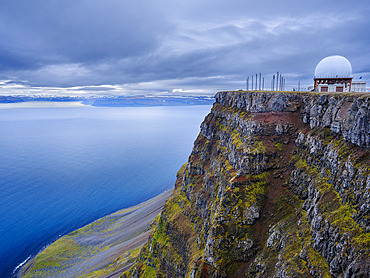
{"left": 280, "top": 76, "right": 283, "bottom": 91}
{"left": 276, "top": 72, "right": 279, "bottom": 91}
{"left": 255, "top": 74, "right": 258, "bottom": 90}
{"left": 281, "top": 76, "right": 283, "bottom": 90}
{"left": 252, "top": 76, "right": 253, "bottom": 90}
{"left": 262, "top": 77, "right": 264, "bottom": 90}
{"left": 272, "top": 75, "right": 275, "bottom": 91}
{"left": 280, "top": 73, "right": 282, "bottom": 91}
{"left": 259, "top": 73, "right": 261, "bottom": 90}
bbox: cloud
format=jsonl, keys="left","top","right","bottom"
{"left": 0, "top": 0, "right": 369, "bottom": 94}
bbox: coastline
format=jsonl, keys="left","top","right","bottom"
{"left": 16, "top": 189, "right": 173, "bottom": 278}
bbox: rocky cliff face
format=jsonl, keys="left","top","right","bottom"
{"left": 123, "top": 91, "right": 370, "bottom": 278}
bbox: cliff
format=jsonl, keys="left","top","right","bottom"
{"left": 123, "top": 91, "right": 370, "bottom": 278}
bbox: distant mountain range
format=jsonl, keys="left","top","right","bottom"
{"left": 0, "top": 95, "right": 214, "bottom": 106}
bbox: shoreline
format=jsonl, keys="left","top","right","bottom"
{"left": 16, "top": 189, "right": 173, "bottom": 278}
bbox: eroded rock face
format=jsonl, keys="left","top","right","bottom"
{"left": 123, "top": 91, "right": 370, "bottom": 278}
{"left": 216, "top": 91, "right": 370, "bottom": 148}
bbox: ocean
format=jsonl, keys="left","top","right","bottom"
{"left": 0, "top": 102, "right": 212, "bottom": 277}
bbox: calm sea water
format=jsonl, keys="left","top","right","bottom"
{"left": 0, "top": 102, "right": 212, "bottom": 277}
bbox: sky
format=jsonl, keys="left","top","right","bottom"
{"left": 0, "top": 0, "right": 370, "bottom": 96}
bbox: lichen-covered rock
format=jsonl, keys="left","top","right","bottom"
{"left": 216, "top": 91, "right": 370, "bottom": 148}
{"left": 123, "top": 91, "right": 370, "bottom": 278}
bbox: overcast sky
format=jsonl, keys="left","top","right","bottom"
{"left": 0, "top": 0, "right": 369, "bottom": 96}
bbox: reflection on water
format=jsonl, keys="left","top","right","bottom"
{"left": 0, "top": 101, "right": 86, "bottom": 109}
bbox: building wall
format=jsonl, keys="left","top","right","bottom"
{"left": 351, "top": 81, "right": 367, "bottom": 92}
{"left": 317, "top": 84, "right": 347, "bottom": 92}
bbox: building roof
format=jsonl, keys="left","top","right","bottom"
{"left": 315, "top": 55, "right": 352, "bottom": 78}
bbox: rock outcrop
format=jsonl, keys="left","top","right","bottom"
{"left": 123, "top": 91, "right": 370, "bottom": 278}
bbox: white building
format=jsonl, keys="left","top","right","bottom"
{"left": 314, "top": 55, "right": 353, "bottom": 92}
{"left": 313, "top": 55, "right": 367, "bottom": 92}
{"left": 351, "top": 80, "right": 367, "bottom": 92}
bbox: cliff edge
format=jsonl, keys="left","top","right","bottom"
{"left": 123, "top": 91, "right": 370, "bottom": 278}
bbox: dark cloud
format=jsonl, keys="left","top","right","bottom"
{"left": 1, "top": 1, "right": 168, "bottom": 64}
{"left": 0, "top": 0, "right": 369, "bottom": 94}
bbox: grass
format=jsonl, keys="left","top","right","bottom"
{"left": 23, "top": 237, "right": 82, "bottom": 277}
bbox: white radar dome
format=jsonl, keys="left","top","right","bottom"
{"left": 314, "top": 55, "right": 352, "bottom": 78}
